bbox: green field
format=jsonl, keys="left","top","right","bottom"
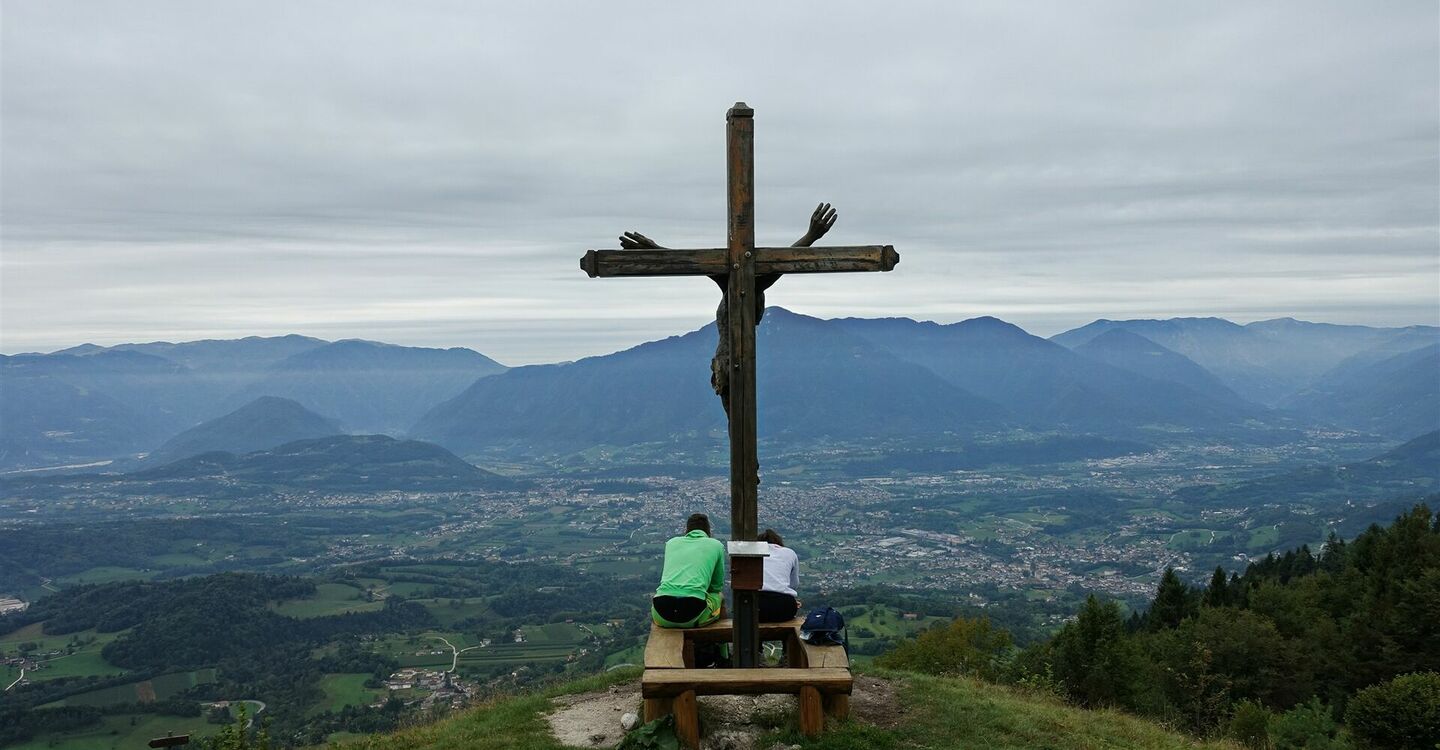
{"left": 1247, "top": 524, "right": 1281, "bottom": 551}
{"left": 315, "top": 673, "right": 387, "bottom": 713}
{"left": 603, "top": 642, "right": 643, "bottom": 668}
{"left": 8, "top": 712, "right": 222, "bottom": 750}
{"left": 27, "top": 650, "right": 129, "bottom": 682}
{"left": 55, "top": 566, "right": 158, "bottom": 585}
{"left": 416, "top": 597, "right": 489, "bottom": 628}
{"left": 4, "top": 627, "right": 129, "bottom": 683}
{"left": 519, "top": 623, "right": 586, "bottom": 643}
{"left": 840, "top": 604, "right": 947, "bottom": 661}
{"left": 51, "top": 668, "right": 217, "bottom": 706}
{"left": 272, "top": 583, "right": 385, "bottom": 618}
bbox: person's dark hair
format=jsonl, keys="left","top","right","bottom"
{"left": 758, "top": 528, "right": 784, "bottom": 546}
{"left": 686, "top": 513, "right": 711, "bottom": 536}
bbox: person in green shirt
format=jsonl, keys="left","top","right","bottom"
{"left": 651, "top": 513, "right": 727, "bottom": 628}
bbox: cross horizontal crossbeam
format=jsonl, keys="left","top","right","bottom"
{"left": 580, "top": 245, "right": 899, "bottom": 278}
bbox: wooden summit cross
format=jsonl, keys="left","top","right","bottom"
{"left": 580, "top": 102, "right": 898, "bottom": 668}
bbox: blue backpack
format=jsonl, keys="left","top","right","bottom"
{"left": 800, "top": 606, "right": 847, "bottom": 650}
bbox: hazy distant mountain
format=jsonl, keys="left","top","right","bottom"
{"left": 830, "top": 315, "right": 1256, "bottom": 430}
{"left": 147, "top": 396, "right": 341, "bottom": 464}
{"left": 1176, "top": 430, "right": 1440, "bottom": 507}
{"left": 134, "top": 434, "right": 503, "bottom": 491}
{"left": 412, "top": 308, "right": 1005, "bottom": 455}
{"left": 0, "top": 371, "right": 168, "bottom": 470}
{"left": 106, "top": 334, "right": 327, "bottom": 373}
{"left": 233, "top": 340, "right": 507, "bottom": 435}
{"left": 0, "top": 350, "right": 206, "bottom": 469}
{"left": 110, "top": 335, "right": 328, "bottom": 402}
{"left": 1052, "top": 317, "right": 1437, "bottom": 405}
{"left": 1281, "top": 344, "right": 1440, "bottom": 439}
{"left": 1072, "top": 329, "right": 1250, "bottom": 406}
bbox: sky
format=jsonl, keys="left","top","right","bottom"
{"left": 2, "top": 1, "right": 1437, "bottom": 365}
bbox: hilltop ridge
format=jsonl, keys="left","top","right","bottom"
{"left": 328, "top": 667, "right": 1239, "bottom": 750}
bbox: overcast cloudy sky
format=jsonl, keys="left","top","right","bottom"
{"left": 2, "top": 1, "right": 1436, "bottom": 364}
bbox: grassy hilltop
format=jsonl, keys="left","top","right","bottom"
{"left": 330, "top": 667, "right": 1238, "bottom": 750}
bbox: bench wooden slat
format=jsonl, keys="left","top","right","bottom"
{"left": 642, "top": 667, "right": 853, "bottom": 697}
{"left": 684, "top": 617, "right": 806, "bottom": 643}
{"left": 799, "top": 640, "right": 849, "bottom": 669}
{"left": 644, "top": 624, "right": 686, "bottom": 668}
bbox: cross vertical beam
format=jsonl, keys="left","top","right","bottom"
{"left": 725, "top": 102, "right": 761, "bottom": 668}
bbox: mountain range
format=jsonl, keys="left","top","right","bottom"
{"left": 1, "top": 312, "right": 1435, "bottom": 471}
{"left": 1, "top": 338, "right": 506, "bottom": 471}
{"left": 145, "top": 396, "right": 341, "bottom": 465}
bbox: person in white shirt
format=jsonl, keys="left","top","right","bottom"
{"left": 757, "top": 528, "right": 801, "bottom": 622}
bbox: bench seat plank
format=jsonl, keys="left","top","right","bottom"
{"left": 644, "top": 624, "right": 686, "bottom": 668}
{"left": 684, "top": 617, "right": 806, "bottom": 643}
{"left": 799, "top": 640, "right": 849, "bottom": 669}
{"left": 641, "top": 667, "right": 853, "bottom": 698}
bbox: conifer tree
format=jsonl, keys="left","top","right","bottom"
{"left": 1148, "top": 567, "right": 1196, "bottom": 630}
{"left": 1202, "top": 566, "right": 1229, "bottom": 608}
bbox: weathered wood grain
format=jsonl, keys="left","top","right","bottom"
{"left": 799, "top": 685, "right": 824, "bottom": 736}
{"left": 643, "top": 624, "right": 685, "bottom": 669}
{"left": 726, "top": 102, "right": 762, "bottom": 670}
{"left": 579, "top": 245, "right": 897, "bottom": 277}
{"left": 643, "top": 696, "right": 672, "bottom": 723}
{"left": 674, "top": 690, "right": 700, "bottom": 748}
{"left": 799, "top": 640, "right": 850, "bottom": 669}
{"left": 640, "top": 667, "right": 854, "bottom": 697}
{"left": 680, "top": 617, "right": 805, "bottom": 642}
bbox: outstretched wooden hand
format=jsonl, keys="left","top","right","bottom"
{"left": 619, "top": 231, "right": 664, "bottom": 250}
{"left": 795, "top": 202, "right": 837, "bottom": 248}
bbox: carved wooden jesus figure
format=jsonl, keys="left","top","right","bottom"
{"left": 619, "top": 202, "right": 838, "bottom": 415}
{"left": 580, "top": 102, "right": 896, "bottom": 667}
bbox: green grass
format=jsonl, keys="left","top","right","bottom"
{"left": 329, "top": 668, "right": 640, "bottom": 750}
{"left": 322, "top": 667, "right": 1238, "bottom": 750}
{"left": 8, "top": 712, "right": 222, "bottom": 750}
{"left": 273, "top": 583, "right": 385, "bottom": 618}
{"left": 315, "top": 673, "right": 387, "bottom": 713}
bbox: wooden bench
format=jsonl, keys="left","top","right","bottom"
{"left": 641, "top": 617, "right": 851, "bottom": 747}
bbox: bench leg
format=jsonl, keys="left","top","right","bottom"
{"left": 799, "top": 685, "right": 824, "bottom": 736}
{"left": 643, "top": 696, "right": 672, "bottom": 723}
{"left": 825, "top": 693, "right": 850, "bottom": 720}
{"left": 674, "top": 690, "right": 700, "bottom": 749}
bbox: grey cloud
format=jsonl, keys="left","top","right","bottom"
{"left": 2, "top": 0, "right": 1436, "bottom": 361}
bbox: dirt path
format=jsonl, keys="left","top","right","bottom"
{"left": 428, "top": 634, "right": 480, "bottom": 673}
{"left": 546, "top": 674, "right": 902, "bottom": 749}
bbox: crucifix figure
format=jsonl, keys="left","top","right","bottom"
{"left": 580, "top": 102, "right": 898, "bottom": 667}
{"left": 617, "top": 201, "right": 837, "bottom": 416}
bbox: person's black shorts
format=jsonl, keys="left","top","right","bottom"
{"left": 758, "top": 591, "right": 799, "bottom": 622}
{"left": 652, "top": 595, "right": 708, "bottom": 624}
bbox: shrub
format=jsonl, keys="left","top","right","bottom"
{"left": 1269, "top": 697, "right": 1347, "bottom": 750}
{"left": 1345, "top": 672, "right": 1440, "bottom": 750}
{"left": 876, "top": 615, "right": 1013, "bottom": 681}
{"left": 1228, "top": 699, "right": 1271, "bottom": 749}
